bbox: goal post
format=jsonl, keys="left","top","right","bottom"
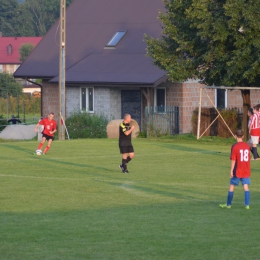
{"left": 196, "top": 85, "right": 260, "bottom": 140}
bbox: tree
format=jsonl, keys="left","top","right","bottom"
{"left": 0, "top": 0, "right": 73, "bottom": 36}
{"left": 145, "top": 0, "right": 260, "bottom": 138}
{"left": 15, "top": 4, "right": 36, "bottom": 36}
{"left": 19, "top": 43, "right": 35, "bottom": 62}
{"left": 0, "top": 73, "right": 23, "bottom": 98}
{"left": 20, "top": 0, "right": 74, "bottom": 36}
{"left": 0, "top": 0, "right": 19, "bottom": 36}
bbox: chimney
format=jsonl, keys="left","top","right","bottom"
{"left": 7, "top": 44, "right": 13, "bottom": 55}
{"left": 0, "top": 32, "right": 2, "bottom": 37}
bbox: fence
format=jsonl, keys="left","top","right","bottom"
{"left": 192, "top": 107, "right": 243, "bottom": 138}
{"left": 0, "top": 96, "right": 41, "bottom": 133}
{"left": 0, "top": 96, "right": 40, "bottom": 118}
{"left": 145, "top": 106, "right": 179, "bottom": 136}
{"left": 0, "top": 116, "right": 40, "bottom": 133}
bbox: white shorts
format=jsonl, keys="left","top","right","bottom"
{"left": 251, "top": 135, "right": 259, "bottom": 145}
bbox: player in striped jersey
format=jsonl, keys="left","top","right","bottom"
{"left": 249, "top": 106, "right": 260, "bottom": 160}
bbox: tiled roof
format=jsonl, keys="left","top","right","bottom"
{"left": 0, "top": 37, "right": 42, "bottom": 64}
{"left": 14, "top": 0, "right": 167, "bottom": 86}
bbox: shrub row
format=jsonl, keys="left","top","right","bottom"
{"left": 0, "top": 95, "right": 41, "bottom": 115}
{"left": 66, "top": 111, "right": 109, "bottom": 139}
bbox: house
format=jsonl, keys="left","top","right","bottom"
{"left": 13, "top": 0, "right": 260, "bottom": 134}
{"left": 0, "top": 33, "right": 42, "bottom": 94}
{"left": 22, "top": 83, "right": 41, "bottom": 97}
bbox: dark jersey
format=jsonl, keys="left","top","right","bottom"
{"left": 119, "top": 121, "right": 132, "bottom": 146}
{"left": 8, "top": 118, "right": 21, "bottom": 124}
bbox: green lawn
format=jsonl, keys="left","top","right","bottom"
{"left": 0, "top": 138, "right": 260, "bottom": 260}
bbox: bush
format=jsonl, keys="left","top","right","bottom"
{"left": 0, "top": 114, "right": 8, "bottom": 131}
{"left": 66, "top": 111, "right": 109, "bottom": 139}
{"left": 137, "top": 130, "right": 147, "bottom": 138}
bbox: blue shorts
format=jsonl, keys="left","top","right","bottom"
{"left": 230, "top": 177, "right": 251, "bottom": 186}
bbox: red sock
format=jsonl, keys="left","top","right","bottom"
{"left": 43, "top": 146, "right": 50, "bottom": 154}
{"left": 37, "top": 143, "right": 43, "bottom": 150}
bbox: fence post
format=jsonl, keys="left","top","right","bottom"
{"left": 17, "top": 94, "right": 20, "bottom": 118}
{"left": 175, "top": 106, "right": 179, "bottom": 134}
{"left": 23, "top": 100, "right": 26, "bottom": 123}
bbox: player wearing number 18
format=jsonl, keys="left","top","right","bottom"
{"left": 219, "top": 129, "right": 251, "bottom": 209}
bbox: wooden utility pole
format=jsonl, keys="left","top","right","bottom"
{"left": 58, "top": 0, "right": 66, "bottom": 140}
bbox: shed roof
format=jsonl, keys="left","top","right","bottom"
{"left": 0, "top": 37, "right": 42, "bottom": 64}
{"left": 14, "top": 0, "right": 167, "bottom": 86}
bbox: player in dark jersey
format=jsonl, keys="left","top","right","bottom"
{"left": 34, "top": 112, "right": 57, "bottom": 155}
{"left": 8, "top": 115, "right": 21, "bottom": 124}
{"left": 219, "top": 129, "right": 251, "bottom": 209}
{"left": 119, "top": 114, "right": 135, "bottom": 173}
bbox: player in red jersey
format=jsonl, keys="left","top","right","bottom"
{"left": 219, "top": 130, "right": 251, "bottom": 209}
{"left": 249, "top": 106, "right": 260, "bottom": 160}
{"left": 34, "top": 112, "right": 57, "bottom": 155}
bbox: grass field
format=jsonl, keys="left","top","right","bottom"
{"left": 1, "top": 138, "right": 260, "bottom": 260}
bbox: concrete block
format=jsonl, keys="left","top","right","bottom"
{"left": 106, "top": 119, "right": 140, "bottom": 138}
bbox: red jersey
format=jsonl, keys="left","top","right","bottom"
{"left": 230, "top": 142, "right": 250, "bottom": 178}
{"left": 39, "top": 118, "right": 57, "bottom": 137}
{"left": 250, "top": 114, "right": 260, "bottom": 136}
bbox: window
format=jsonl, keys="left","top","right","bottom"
{"left": 106, "top": 31, "right": 126, "bottom": 47}
{"left": 215, "top": 89, "right": 227, "bottom": 108}
{"left": 0, "top": 64, "right": 3, "bottom": 73}
{"left": 81, "top": 87, "right": 94, "bottom": 112}
{"left": 154, "top": 88, "right": 166, "bottom": 113}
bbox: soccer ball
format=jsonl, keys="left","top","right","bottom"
{"left": 35, "top": 149, "right": 42, "bottom": 156}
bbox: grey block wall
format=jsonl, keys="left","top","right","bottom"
{"left": 94, "top": 87, "right": 121, "bottom": 120}
{"left": 65, "top": 86, "right": 122, "bottom": 120}
{"left": 66, "top": 86, "right": 80, "bottom": 117}
{"left": 109, "top": 88, "right": 121, "bottom": 120}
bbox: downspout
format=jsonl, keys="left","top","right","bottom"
{"left": 26, "top": 79, "right": 43, "bottom": 117}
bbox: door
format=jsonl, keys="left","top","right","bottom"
{"left": 121, "top": 90, "right": 141, "bottom": 128}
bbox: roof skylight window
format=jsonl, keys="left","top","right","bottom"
{"left": 106, "top": 31, "right": 126, "bottom": 47}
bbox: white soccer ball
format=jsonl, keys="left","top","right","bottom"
{"left": 36, "top": 149, "right": 42, "bottom": 156}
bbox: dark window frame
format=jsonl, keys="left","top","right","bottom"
{"left": 80, "top": 87, "right": 94, "bottom": 112}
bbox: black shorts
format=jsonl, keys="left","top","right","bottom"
{"left": 119, "top": 145, "right": 134, "bottom": 154}
{"left": 42, "top": 133, "right": 54, "bottom": 141}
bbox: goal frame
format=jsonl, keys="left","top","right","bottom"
{"left": 197, "top": 85, "right": 260, "bottom": 140}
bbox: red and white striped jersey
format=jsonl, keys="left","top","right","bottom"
{"left": 250, "top": 113, "right": 260, "bottom": 136}
{"left": 257, "top": 111, "right": 260, "bottom": 125}
{"left": 250, "top": 114, "right": 259, "bottom": 129}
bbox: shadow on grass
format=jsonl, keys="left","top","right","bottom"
{"left": 0, "top": 143, "right": 114, "bottom": 174}
{"left": 94, "top": 179, "right": 219, "bottom": 202}
{"left": 0, "top": 201, "right": 259, "bottom": 260}
{"left": 0, "top": 143, "right": 34, "bottom": 155}
{"left": 155, "top": 143, "right": 229, "bottom": 157}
